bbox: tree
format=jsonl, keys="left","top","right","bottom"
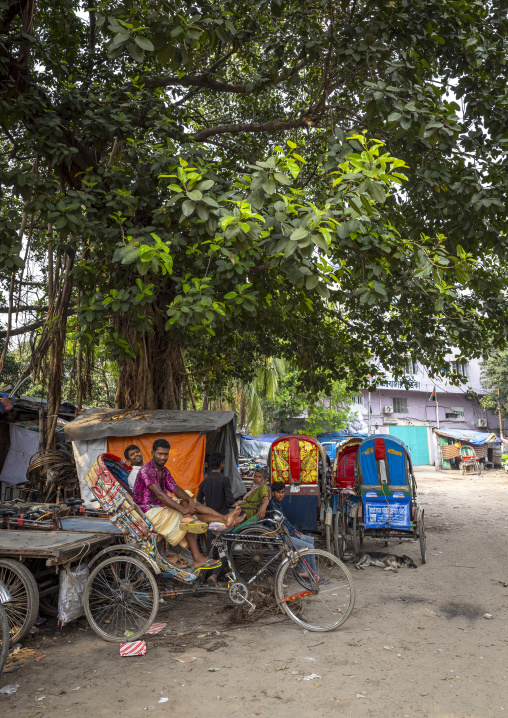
{"left": 263, "top": 371, "right": 355, "bottom": 435}
{"left": 480, "top": 351, "right": 508, "bottom": 419}
{"left": 2, "top": 0, "right": 508, "bottom": 416}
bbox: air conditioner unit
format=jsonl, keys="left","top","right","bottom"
{"left": 383, "top": 406, "right": 393, "bottom": 414}
{"left": 476, "top": 418, "right": 488, "bottom": 428}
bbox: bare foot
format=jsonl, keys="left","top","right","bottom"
{"left": 224, "top": 506, "right": 242, "bottom": 527}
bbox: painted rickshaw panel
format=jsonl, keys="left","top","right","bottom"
{"left": 333, "top": 438, "right": 363, "bottom": 490}
{"left": 269, "top": 435, "right": 326, "bottom": 531}
{"left": 356, "top": 435, "right": 415, "bottom": 532}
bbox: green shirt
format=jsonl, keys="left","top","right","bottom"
{"left": 240, "top": 483, "right": 270, "bottom": 517}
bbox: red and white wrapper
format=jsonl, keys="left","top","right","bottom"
{"left": 120, "top": 641, "right": 147, "bottom": 657}
{"left": 145, "top": 623, "right": 167, "bottom": 635}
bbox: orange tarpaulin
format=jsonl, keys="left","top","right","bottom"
{"left": 107, "top": 432, "right": 206, "bottom": 498}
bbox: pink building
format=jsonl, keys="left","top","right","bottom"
{"left": 349, "top": 358, "right": 503, "bottom": 466}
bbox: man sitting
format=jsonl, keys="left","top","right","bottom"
{"left": 266, "top": 481, "right": 317, "bottom": 576}
{"left": 124, "top": 444, "right": 144, "bottom": 489}
{"left": 133, "top": 439, "right": 242, "bottom": 568}
{"left": 235, "top": 468, "right": 270, "bottom": 520}
{"left": 197, "top": 452, "right": 235, "bottom": 514}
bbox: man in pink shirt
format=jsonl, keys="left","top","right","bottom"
{"left": 133, "top": 439, "right": 242, "bottom": 568}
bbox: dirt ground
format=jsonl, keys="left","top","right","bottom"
{"left": 1, "top": 468, "right": 508, "bottom": 718}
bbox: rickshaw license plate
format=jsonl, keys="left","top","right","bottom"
{"left": 364, "top": 501, "right": 410, "bottom": 529}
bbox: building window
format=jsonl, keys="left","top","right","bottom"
{"left": 450, "top": 361, "right": 468, "bottom": 377}
{"left": 393, "top": 397, "right": 408, "bottom": 413}
{"left": 353, "top": 395, "right": 364, "bottom": 406}
{"left": 445, "top": 407, "right": 465, "bottom": 420}
{"left": 404, "top": 359, "right": 419, "bottom": 375}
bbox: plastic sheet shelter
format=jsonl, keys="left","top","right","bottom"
{"left": 64, "top": 409, "right": 244, "bottom": 507}
{"left": 434, "top": 428, "right": 501, "bottom": 445}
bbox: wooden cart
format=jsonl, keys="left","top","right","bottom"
{"left": 0, "top": 529, "right": 118, "bottom": 642}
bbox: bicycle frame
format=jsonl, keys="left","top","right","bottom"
{"left": 155, "top": 520, "right": 320, "bottom": 601}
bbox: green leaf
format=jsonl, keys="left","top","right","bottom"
{"left": 312, "top": 234, "right": 329, "bottom": 252}
{"left": 166, "top": 184, "right": 183, "bottom": 193}
{"left": 290, "top": 227, "right": 309, "bottom": 241}
{"left": 315, "top": 283, "right": 330, "bottom": 298}
{"left": 182, "top": 199, "right": 196, "bottom": 216}
{"left": 262, "top": 179, "right": 276, "bottom": 195}
{"left": 134, "top": 35, "right": 155, "bottom": 51}
{"left": 305, "top": 275, "right": 319, "bottom": 290}
{"left": 186, "top": 189, "right": 202, "bottom": 201}
{"left": 274, "top": 172, "right": 291, "bottom": 185}
{"left": 196, "top": 180, "right": 214, "bottom": 191}
{"left": 367, "top": 183, "right": 386, "bottom": 204}
{"left": 127, "top": 42, "right": 144, "bottom": 63}
{"left": 196, "top": 204, "right": 209, "bottom": 221}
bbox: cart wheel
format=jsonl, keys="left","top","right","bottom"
{"left": 352, "top": 511, "right": 362, "bottom": 556}
{"left": 31, "top": 560, "right": 60, "bottom": 617}
{"left": 418, "top": 513, "right": 427, "bottom": 564}
{"left": 0, "top": 559, "right": 39, "bottom": 643}
{"left": 334, "top": 509, "right": 346, "bottom": 560}
{"left": 0, "top": 602, "right": 9, "bottom": 675}
{"left": 84, "top": 556, "right": 159, "bottom": 642}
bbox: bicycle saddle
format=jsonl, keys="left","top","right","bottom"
{"left": 65, "top": 498, "right": 84, "bottom": 506}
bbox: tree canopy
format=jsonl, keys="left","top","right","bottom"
{"left": 480, "top": 351, "right": 508, "bottom": 421}
{"left": 1, "top": 0, "right": 508, "bottom": 415}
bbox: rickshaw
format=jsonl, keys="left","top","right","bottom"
{"left": 268, "top": 434, "right": 327, "bottom": 532}
{"left": 323, "top": 437, "right": 364, "bottom": 558}
{"left": 459, "top": 445, "right": 482, "bottom": 475}
{"left": 350, "top": 435, "right": 426, "bottom": 563}
{"left": 81, "top": 454, "right": 356, "bottom": 639}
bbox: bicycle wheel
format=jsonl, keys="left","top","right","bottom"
{"left": 229, "top": 526, "right": 282, "bottom": 584}
{"left": 84, "top": 556, "right": 159, "bottom": 642}
{"left": 0, "top": 559, "right": 39, "bottom": 643}
{"left": 274, "top": 548, "right": 355, "bottom": 631}
{"left": 0, "top": 604, "right": 9, "bottom": 674}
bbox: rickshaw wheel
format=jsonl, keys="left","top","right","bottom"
{"left": 352, "top": 510, "right": 362, "bottom": 556}
{"left": 0, "top": 558, "right": 39, "bottom": 643}
{"left": 418, "top": 512, "right": 427, "bottom": 564}
{"left": 84, "top": 555, "right": 159, "bottom": 642}
{"left": 334, "top": 509, "right": 346, "bottom": 560}
{"left": 325, "top": 521, "right": 333, "bottom": 554}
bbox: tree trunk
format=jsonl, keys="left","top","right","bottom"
{"left": 115, "top": 330, "right": 184, "bottom": 410}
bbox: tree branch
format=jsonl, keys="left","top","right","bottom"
{"left": 145, "top": 59, "right": 308, "bottom": 95}
{"left": 0, "top": 310, "right": 77, "bottom": 339}
{"left": 192, "top": 116, "right": 314, "bottom": 141}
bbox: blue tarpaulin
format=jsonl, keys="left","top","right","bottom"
{"left": 434, "top": 429, "right": 501, "bottom": 445}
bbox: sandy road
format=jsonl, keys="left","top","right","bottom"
{"left": 1, "top": 468, "right": 508, "bottom": 718}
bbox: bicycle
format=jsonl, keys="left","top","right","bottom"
{"left": 84, "top": 510, "right": 355, "bottom": 641}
